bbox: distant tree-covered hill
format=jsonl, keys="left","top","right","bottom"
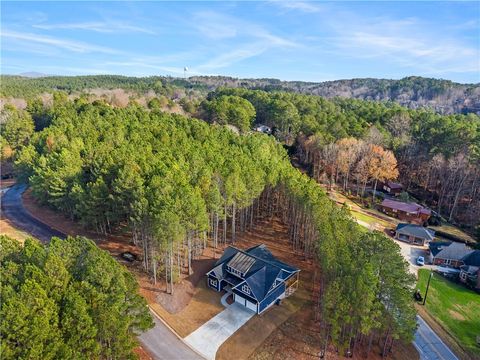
{"left": 1, "top": 74, "right": 479, "bottom": 115}
{"left": 188, "top": 76, "right": 480, "bottom": 115}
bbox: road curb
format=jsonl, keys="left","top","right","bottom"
{"left": 147, "top": 305, "right": 207, "bottom": 360}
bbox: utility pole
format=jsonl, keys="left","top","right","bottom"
{"left": 423, "top": 271, "right": 433, "bottom": 305}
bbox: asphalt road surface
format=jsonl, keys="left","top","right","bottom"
{"left": 1, "top": 184, "right": 65, "bottom": 242}
{"left": 140, "top": 312, "right": 202, "bottom": 360}
{"left": 414, "top": 316, "right": 459, "bottom": 360}
{"left": 1, "top": 184, "right": 203, "bottom": 360}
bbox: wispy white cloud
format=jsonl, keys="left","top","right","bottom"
{"left": 33, "top": 21, "right": 156, "bottom": 34}
{"left": 197, "top": 46, "right": 266, "bottom": 71}
{"left": 317, "top": 12, "right": 480, "bottom": 76}
{"left": 271, "top": 1, "right": 323, "bottom": 13}
{"left": 191, "top": 11, "right": 297, "bottom": 72}
{"left": 2, "top": 30, "right": 121, "bottom": 54}
{"left": 192, "top": 11, "right": 296, "bottom": 46}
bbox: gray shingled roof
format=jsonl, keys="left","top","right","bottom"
{"left": 396, "top": 223, "right": 435, "bottom": 241}
{"left": 208, "top": 244, "right": 299, "bottom": 302}
{"left": 429, "top": 241, "right": 452, "bottom": 257}
{"left": 462, "top": 250, "right": 480, "bottom": 267}
{"left": 435, "top": 242, "right": 473, "bottom": 261}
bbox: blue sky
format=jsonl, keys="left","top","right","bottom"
{"left": 2, "top": 1, "right": 479, "bottom": 83}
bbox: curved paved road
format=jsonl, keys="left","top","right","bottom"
{"left": 1, "top": 184, "right": 65, "bottom": 242}
{"left": 1, "top": 184, "right": 203, "bottom": 360}
{"left": 414, "top": 316, "right": 458, "bottom": 360}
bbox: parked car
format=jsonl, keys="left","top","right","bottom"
{"left": 416, "top": 256, "right": 425, "bottom": 266}
{"left": 120, "top": 251, "right": 137, "bottom": 262}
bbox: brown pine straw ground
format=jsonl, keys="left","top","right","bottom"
{"left": 20, "top": 189, "right": 418, "bottom": 360}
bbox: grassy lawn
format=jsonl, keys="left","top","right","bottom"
{"left": 350, "top": 210, "right": 391, "bottom": 228}
{"left": 417, "top": 269, "right": 480, "bottom": 357}
{"left": 429, "top": 224, "right": 477, "bottom": 244}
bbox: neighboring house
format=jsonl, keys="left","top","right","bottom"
{"left": 206, "top": 244, "right": 300, "bottom": 314}
{"left": 429, "top": 241, "right": 473, "bottom": 268}
{"left": 459, "top": 265, "right": 480, "bottom": 292}
{"left": 394, "top": 223, "right": 435, "bottom": 246}
{"left": 379, "top": 181, "right": 403, "bottom": 196}
{"left": 253, "top": 124, "right": 272, "bottom": 135}
{"left": 379, "top": 199, "right": 431, "bottom": 224}
{"left": 428, "top": 241, "right": 452, "bottom": 264}
{"left": 462, "top": 250, "right": 480, "bottom": 267}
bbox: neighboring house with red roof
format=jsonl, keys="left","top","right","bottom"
{"left": 379, "top": 199, "right": 431, "bottom": 224}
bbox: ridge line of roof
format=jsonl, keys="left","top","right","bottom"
{"left": 226, "top": 245, "right": 300, "bottom": 273}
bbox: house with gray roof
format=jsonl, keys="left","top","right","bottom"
{"left": 206, "top": 244, "right": 300, "bottom": 314}
{"left": 395, "top": 223, "right": 435, "bottom": 246}
{"left": 429, "top": 242, "right": 474, "bottom": 268}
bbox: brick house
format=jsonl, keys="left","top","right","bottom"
{"left": 379, "top": 199, "right": 431, "bottom": 225}
{"left": 394, "top": 223, "right": 435, "bottom": 246}
{"left": 428, "top": 242, "right": 473, "bottom": 268}
{"left": 459, "top": 251, "right": 480, "bottom": 292}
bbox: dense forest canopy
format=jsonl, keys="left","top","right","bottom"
{"left": 0, "top": 99, "right": 417, "bottom": 355}
{"left": 0, "top": 235, "right": 153, "bottom": 360}
{"left": 1, "top": 75, "right": 479, "bottom": 229}
{"left": 200, "top": 88, "right": 480, "bottom": 231}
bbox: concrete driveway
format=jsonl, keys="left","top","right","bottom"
{"left": 184, "top": 302, "right": 255, "bottom": 360}
{"left": 392, "top": 238, "right": 430, "bottom": 275}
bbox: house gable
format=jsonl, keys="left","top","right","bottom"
{"left": 207, "top": 244, "right": 300, "bottom": 308}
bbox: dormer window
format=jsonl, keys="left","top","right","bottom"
{"left": 242, "top": 284, "right": 251, "bottom": 295}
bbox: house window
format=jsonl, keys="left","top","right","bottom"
{"left": 242, "top": 284, "right": 251, "bottom": 295}
{"left": 227, "top": 266, "right": 242, "bottom": 277}
{"left": 210, "top": 279, "right": 218, "bottom": 287}
{"left": 460, "top": 272, "right": 467, "bottom": 281}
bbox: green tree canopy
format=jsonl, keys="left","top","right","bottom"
{"left": 0, "top": 235, "right": 153, "bottom": 360}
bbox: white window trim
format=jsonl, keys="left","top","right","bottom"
{"left": 210, "top": 279, "right": 218, "bottom": 287}
{"left": 242, "top": 284, "right": 251, "bottom": 295}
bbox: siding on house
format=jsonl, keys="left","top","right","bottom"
{"left": 206, "top": 244, "right": 300, "bottom": 314}
{"left": 259, "top": 283, "right": 286, "bottom": 313}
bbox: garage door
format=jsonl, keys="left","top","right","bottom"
{"left": 246, "top": 299, "right": 257, "bottom": 312}
{"left": 234, "top": 294, "right": 246, "bottom": 306}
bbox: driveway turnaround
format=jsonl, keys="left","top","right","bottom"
{"left": 414, "top": 316, "right": 458, "bottom": 360}
{"left": 184, "top": 303, "right": 255, "bottom": 360}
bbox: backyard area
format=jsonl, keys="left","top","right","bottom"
{"left": 417, "top": 269, "right": 480, "bottom": 359}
